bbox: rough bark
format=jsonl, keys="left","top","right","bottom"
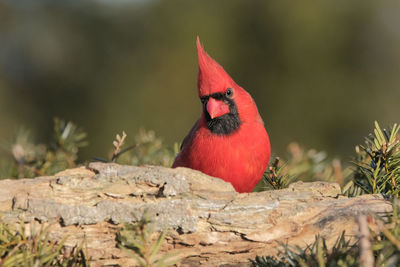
{"left": 0, "top": 162, "right": 392, "bottom": 266}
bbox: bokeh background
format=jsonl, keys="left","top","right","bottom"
{"left": 1, "top": 0, "right": 399, "bottom": 162}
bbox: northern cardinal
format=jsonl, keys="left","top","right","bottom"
{"left": 172, "top": 37, "right": 271, "bottom": 193}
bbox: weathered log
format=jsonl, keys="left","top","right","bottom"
{"left": 0, "top": 162, "right": 392, "bottom": 266}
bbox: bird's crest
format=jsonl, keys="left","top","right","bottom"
{"left": 196, "top": 37, "right": 236, "bottom": 97}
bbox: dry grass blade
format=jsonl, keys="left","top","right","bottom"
{"left": 112, "top": 131, "right": 132, "bottom": 162}
{"left": 117, "top": 212, "right": 180, "bottom": 267}
{"left": 113, "top": 132, "right": 127, "bottom": 155}
{"left": 358, "top": 215, "right": 374, "bottom": 267}
{"left": 0, "top": 220, "right": 89, "bottom": 267}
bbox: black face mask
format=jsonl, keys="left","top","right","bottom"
{"left": 201, "top": 91, "right": 241, "bottom": 135}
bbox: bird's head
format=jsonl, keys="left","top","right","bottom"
{"left": 196, "top": 37, "right": 260, "bottom": 135}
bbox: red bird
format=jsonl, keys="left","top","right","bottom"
{"left": 172, "top": 38, "right": 271, "bottom": 193}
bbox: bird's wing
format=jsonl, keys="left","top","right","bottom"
{"left": 172, "top": 119, "right": 200, "bottom": 168}
{"left": 180, "top": 119, "right": 200, "bottom": 151}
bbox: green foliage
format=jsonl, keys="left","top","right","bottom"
{"left": 252, "top": 200, "right": 400, "bottom": 267}
{"left": 0, "top": 220, "right": 88, "bottom": 267}
{"left": 256, "top": 121, "right": 400, "bottom": 266}
{"left": 282, "top": 143, "right": 338, "bottom": 183}
{"left": 263, "top": 157, "right": 296, "bottom": 190}
{"left": 371, "top": 200, "right": 400, "bottom": 266}
{"left": 347, "top": 121, "right": 400, "bottom": 197}
{"left": 263, "top": 122, "right": 400, "bottom": 197}
{"left": 117, "top": 213, "right": 179, "bottom": 267}
{"left": 106, "top": 128, "right": 177, "bottom": 167}
{"left": 43, "top": 118, "right": 88, "bottom": 175}
{"left": 2, "top": 118, "right": 400, "bottom": 266}
{"left": 0, "top": 118, "right": 88, "bottom": 179}
{"left": 1, "top": 120, "right": 176, "bottom": 179}
{"left": 261, "top": 143, "right": 351, "bottom": 191}
{"left": 251, "top": 232, "right": 358, "bottom": 267}
{"left": 3, "top": 0, "right": 400, "bottom": 167}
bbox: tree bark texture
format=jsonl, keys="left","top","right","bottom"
{"left": 0, "top": 162, "right": 392, "bottom": 266}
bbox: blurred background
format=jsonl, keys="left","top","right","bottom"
{"left": 0, "top": 0, "right": 399, "bottom": 163}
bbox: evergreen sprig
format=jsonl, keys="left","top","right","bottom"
{"left": 93, "top": 129, "right": 176, "bottom": 166}
{"left": 117, "top": 213, "right": 178, "bottom": 267}
{"left": 251, "top": 232, "right": 358, "bottom": 267}
{"left": 263, "top": 157, "right": 295, "bottom": 190}
{"left": 260, "top": 143, "right": 348, "bottom": 191}
{"left": 41, "top": 118, "right": 88, "bottom": 175}
{"left": 350, "top": 121, "right": 400, "bottom": 197}
{"left": 0, "top": 220, "right": 88, "bottom": 266}
{"left": 110, "top": 128, "right": 177, "bottom": 167}
{"left": 371, "top": 200, "right": 400, "bottom": 266}
{"left": 252, "top": 198, "right": 400, "bottom": 267}
{"left": 0, "top": 118, "right": 88, "bottom": 178}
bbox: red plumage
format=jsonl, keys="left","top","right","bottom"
{"left": 172, "top": 37, "right": 271, "bottom": 193}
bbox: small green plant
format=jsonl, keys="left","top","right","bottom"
{"left": 252, "top": 198, "right": 400, "bottom": 267}
{"left": 259, "top": 143, "right": 350, "bottom": 191}
{"left": 263, "top": 157, "right": 296, "bottom": 190}
{"left": 0, "top": 118, "right": 88, "bottom": 179}
{"left": 127, "top": 128, "right": 177, "bottom": 167}
{"left": 42, "top": 118, "right": 88, "bottom": 175}
{"left": 251, "top": 232, "right": 358, "bottom": 267}
{"left": 0, "top": 220, "right": 89, "bottom": 266}
{"left": 251, "top": 207, "right": 400, "bottom": 267}
{"left": 117, "top": 213, "right": 178, "bottom": 267}
{"left": 282, "top": 142, "right": 352, "bottom": 185}
{"left": 254, "top": 121, "right": 400, "bottom": 266}
{"left": 370, "top": 200, "right": 400, "bottom": 266}
{"left": 98, "top": 128, "right": 177, "bottom": 167}
{"left": 348, "top": 121, "right": 400, "bottom": 197}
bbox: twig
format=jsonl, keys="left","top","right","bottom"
{"left": 358, "top": 215, "right": 374, "bottom": 267}
{"left": 112, "top": 131, "right": 132, "bottom": 162}
{"left": 112, "top": 145, "right": 136, "bottom": 162}
{"left": 332, "top": 159, "right": 343, "bottom": 187}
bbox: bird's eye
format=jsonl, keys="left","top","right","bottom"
{"left": 225, "top": 88, "right": 233, "bottom": 98}
{"left": 200, "top": 97, "right": 207, "bottom": 104}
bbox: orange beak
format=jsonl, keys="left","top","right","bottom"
{"left": 206, "top": 98, "right": 230, "bottom": 119}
